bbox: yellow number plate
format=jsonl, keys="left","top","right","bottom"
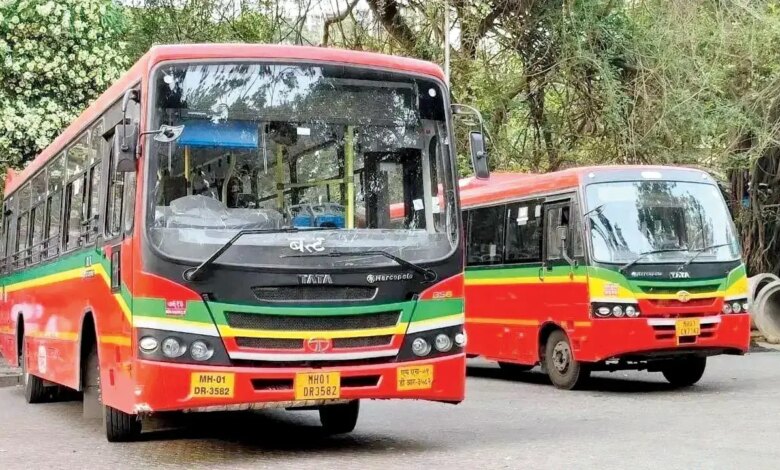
{"left": 190, "top": 372, "right": 235, "bottom": 398}
{"left": 294, "top": 372, "right": 341, "bottom": 400}
{"left": 675, "top": 318, "right": 701, "bottom": 338}
{"left": 397, "top": 365, "right": 434, "bottom": 391}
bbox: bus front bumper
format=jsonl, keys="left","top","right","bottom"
{"left": 572, "top": 313, "right": 751, "bottom": 363}
{"left": 129, "top": 353, "right": 465, "bottom": 414}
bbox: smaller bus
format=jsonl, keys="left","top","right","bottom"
{"left": 461, "top": 167, "right": 750, "bottom": 389}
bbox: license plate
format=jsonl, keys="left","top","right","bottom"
{"left": 675, "top": 318, "right": 701, "bottom": 338}
{"left": 397, "top": 365, "right": 433, "bottom": 391}
{"left": 190, "top": 372, "right": 235, "bottom": 398}
{"left": 294, "top": 372, "right": 340, "bottom": 400}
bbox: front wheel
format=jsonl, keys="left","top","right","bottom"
{"left": 319, "top": 400, "right": 359, "bottom": 434}
{"left": 544, "top": 330, "right": 590, "bottom": 390}
{"left": 661, "top": 357, "right": 707, "bottom": 387}
{"left": 21, "top": 340, "right": 48, "bottom": 403}
{"left": 83, "top": 346, "right": 141, "bottom": 442}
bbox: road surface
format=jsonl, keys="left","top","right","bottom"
{"left": 1, "top": 352, "right": 779, "bottom": 469}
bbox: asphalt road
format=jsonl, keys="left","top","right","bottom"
{"left": 1, "top": 352, "right": 779, "bottom": 469}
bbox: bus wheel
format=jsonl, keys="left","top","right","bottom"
{"left": 544, "top": 330, "right": 590, "bottom": 390}
{"left": 661, "top": 357, "right": 707, "bottom": 387}
{"left": 21, "top": 340, "right": 48, "bottom": 404}
{"left": 498, "top": 362, "right": 534, "bottom": 375}
{"left": 319, "top": 400, "right": 359, "bottom": 434}
{"left": 83, "top": 346, "right": 141, "bottom": 442}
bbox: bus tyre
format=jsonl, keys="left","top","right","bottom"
{"left": 544, "top": 330, "right": 590, "bottom": 390}
{"left": 319, "top": 400, "right": 359, "bottom": 434}
{"left": 661, "top": 357, "right": 707, "bottom": 387}
{"left": 498, "top": 362, "right": 534, "bottom": 375}
{"left": 84, "top": 346, "right": 141, "bottom": 442}
{"left": 21, "top": 341, "right": 48, "bottom": 404}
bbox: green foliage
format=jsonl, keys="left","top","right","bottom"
{"left": 0, "top": 0, "right": 128, "bottom": 166}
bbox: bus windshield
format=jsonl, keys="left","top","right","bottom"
{"left": 147, "top": 62, "right": 457, "bottom": 269}
{"left": 585, "top": 180, "right": 740, "bottom": 265}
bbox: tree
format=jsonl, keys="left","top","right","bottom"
{"left": 0, "top": 0, "right": 128, "bottom": 167}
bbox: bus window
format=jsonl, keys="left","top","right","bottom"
{"left": 68, "top": 133, "right": 90, "bottom": 178}
{"left": 467, "top": 205, "right": 505, "bottom": 266}
{"left": 545, "top": 205, "right": 567, "bottom": 260}
{"left": 44, "top": 190, "right": 62, "bottom": 259}
{"left": 506, "top": 200, "right": 543, "bottom": 264}
{"left": 106, "top": 138, "right": 125, "bottom": 238}
{"left": 65, "top": 176, "right": 85, "bottom": 251}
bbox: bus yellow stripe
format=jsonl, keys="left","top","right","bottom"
{"left": 27, "top": 331, "right": 79, "bottom": 341}
{"left": 5, "top": 267, "right": 85, "bottom": 293}
{"left": 466, "top": 275, "right": 587, "bottom": 286}
{"left": 466, "top": 317, "right": 540, "bottom": 326}
{"left": 100, "top": 335, "right": 132, "bottom": 347}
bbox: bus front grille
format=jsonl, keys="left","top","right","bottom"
{"left": 251, "top": 285, "right": 378, "bottom": 302}
{"left": 225, "top": 311, "right": 401, "bottom": 331}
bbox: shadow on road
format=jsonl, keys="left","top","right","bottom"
{"left": 466, "top": 363, "right": 697, "bottom": 394}
{"left": 133, "top": 408, "right": 431, "bottom": 457}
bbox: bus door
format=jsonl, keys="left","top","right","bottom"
{"left": 541, "top": 196, "right": 588, "bottom": 327}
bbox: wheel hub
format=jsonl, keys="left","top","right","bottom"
{"left": 552, "top": 341, "right": 571, "bottom": 373}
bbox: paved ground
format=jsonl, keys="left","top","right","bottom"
{"left": 1, "top": 352, "right": 779, "bottom": 469}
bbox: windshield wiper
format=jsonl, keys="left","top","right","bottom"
{"left": 619, "top": 248, "right": 692, "bottom": 274}
{"left": 183, "top": 227, "right": 337, "bottom": 281}
{"left": 282, "top": 250, "right": 438, "bottom": 283}
{"left": 676, "top": 243, "right": 731, "bottom": 271}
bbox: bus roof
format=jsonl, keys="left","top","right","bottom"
{"left": 459, "top": 165, "right": 713, "bottom": 209}
{"left": 5, "top": 44, "right": 446, "bottom": 197}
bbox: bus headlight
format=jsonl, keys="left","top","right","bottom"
{"left": 612, "top": 305, "right": 625, "bottom": 317}
{"left": 190, "top": 340, "right": 214, "bottom": 361}
{"left": 138, "top": 336, "right": 158, "bottom": 353}
{"left": 625, "top": 305, "right": 639, "bottom": 318}
{"left": 731, "top": 302, "right": 742, "bottom": 314}
{"left": 434, "top": 334, "right": 453, "bottom": 352}
{"left": 411, "top": 338, "right": 432, "bottom": 357}
{"left": 596, "top": 306, "right": 611, "bottom": 317}
{"left": 161, "top": 337, "right": 187, "bottom": 358}
{"left": 722, "top": 303, "right": 732, "bottom": 314}
{"left": 454, "top": 332, "right": 467, "bottom": 347}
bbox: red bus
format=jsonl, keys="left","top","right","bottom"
{"left": 0, "top": 44, "right": 485, "bottom": 441}
{"left": 461, "top": 167, "right": 750, "bottom": 389}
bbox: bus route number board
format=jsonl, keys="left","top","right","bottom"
{"left": 675, "top": 318, "right": 701, "bottom": 343}
{"left": 295, "top": 372, "right": 341, "bottom": 400}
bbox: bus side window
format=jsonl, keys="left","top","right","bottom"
{"left": 506, "top": 200, "right": 543, "bottom": 264}
{"left": 64, "top": 175, "right": 86, "bottom": 251}
{"left": 467, "top": 205, "right": 505, "bottom": 266}
{"left": 123, "top": 172, "right": 136, "bottom": 234}
{"left": 545, "top": 200, "right": 583, "bottom": 261}
{"left": 86, "top": 120, "right": 104, "bottom": 241}
{"left": 105, "top": 137, "right": 125, "bottom": 238}
{"left": 45, "top": 153, "right": 65, "bottom": 259}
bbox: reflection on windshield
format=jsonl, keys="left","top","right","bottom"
{"left": 148, "top": 62, "right": 457, "bottom": 268}
{"left": 586, "top": 181, "right": 739, "bottom": 264}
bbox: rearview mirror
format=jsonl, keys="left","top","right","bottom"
{"left": 469, "top": 131, "right": 490, "bottom": 180}
{"left": 113, "top": 123, "right": 138, "bottom": 173}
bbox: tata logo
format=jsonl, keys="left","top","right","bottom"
{"left": 670, "top": 271, "right": 691, "bottom": 279}
{"left": 677, "top": 290, "right": 692, "bottom": 303}
{"left": 305, "top": 337, "right": 332, "bottom": 353}
{"left": 298, "top": 274, "right": 333, "bottom": 285}
{"left": 366, "top": 273, "right": 413, "bottom": 284}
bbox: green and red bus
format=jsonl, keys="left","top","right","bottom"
{"left": 0, "top": 44, "right": 485, "bottom": 441}
{"left": 460, "top": 167, "right": 750, "bottom": 389}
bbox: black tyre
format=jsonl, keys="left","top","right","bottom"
{"left": 661, "top": 357, "right": 707, "bottom": 387}
{"left": 83, "top": 345, "right": 141, "bottom": 442}
{"left": 498, "top": 362, "right": 534, "bottom": 375}
{"left": 319, "top": 400, "right": 359, "bottom": 434}
{"left": 21, "top": 339, "right": 48, "bottom": 404}
{"left": 544, "top": 330, "right": 590, "bottom": 390}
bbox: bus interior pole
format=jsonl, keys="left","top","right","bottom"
{"left": 184, "top": 146, "right": 191, "bottom": 195}
{"left": 275, "top": 145, "right": 284, "bottom": 210}
{"left": 345, "top": 126, "right": 355, "bottom": 229}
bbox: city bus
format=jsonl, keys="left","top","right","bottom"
{"left": 461, "top": 167, "right": 750, "bottom": 390}
{"left": 0, "top": 44, "right": 488, "bottom": 441}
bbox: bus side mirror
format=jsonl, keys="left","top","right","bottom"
{"left": 113, "top": 123, "right": 138, "bottom": 173}
{"left": 469, "top": 131, "right": 490, "bottom": 180}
